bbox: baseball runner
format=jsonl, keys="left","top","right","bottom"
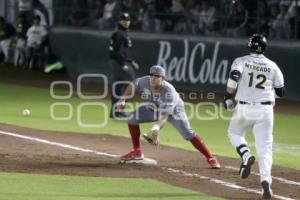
{"left": 224, "top": 34, "right": 285, "bottom": 199}
{"left": 116, "top": 65, "right": 220, "bottom": 169}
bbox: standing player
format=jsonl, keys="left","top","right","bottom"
{"left": 25, "top": 15, "right": 48, "bottom": 69}
{"left": 224, "top": 34, "right": 285, "bottom": 199}
{"left": 116, "top": 65, "right": 220, "bottom": 169}
{"left": 0, "top": 16, "right": 16, "bottom": 63}
{"left": 109, "top": 13, "right": 139, "bottom": 119}
{"left": 14, "top": 14, "right": 30, "bottom": 67}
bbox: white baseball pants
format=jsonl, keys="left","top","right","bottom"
{"left": 228, "top": 104, "right": 274, "bottom": 184}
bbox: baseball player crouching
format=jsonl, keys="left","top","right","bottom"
{"left": 116, "top": 65, "right": 220, "bottom": 169}
{"left": 224, "top": 34, "right": 285, "bottom": 199}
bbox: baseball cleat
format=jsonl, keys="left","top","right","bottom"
{"left": 120, "top": 149, "right": 144, "bottom": 163}
{"left": 239, "top": 155, "right": 255, "bottom": 179}
{"left": 120, "top": 159, "right": 145, "bottom": 164}
{"left": 207, "top": 156, "right": 221, "bottom": 169}
{"left": 261, "top": 181, "right": 273, "bottom": 199}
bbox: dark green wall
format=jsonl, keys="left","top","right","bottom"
{"left": 50, "top": 27, "right": 300, "bottom": 100}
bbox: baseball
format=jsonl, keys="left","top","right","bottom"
{"left": 22, "top": 109, "right": 31, "bottom": 116}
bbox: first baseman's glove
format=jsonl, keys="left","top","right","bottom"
{"left": 143, "top": 130, "right": 159, "bottom": 146}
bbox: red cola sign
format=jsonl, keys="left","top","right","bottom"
{"left": 156, "top": 40, "right": 229, "bottom": 84}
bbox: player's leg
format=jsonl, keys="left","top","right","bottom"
{"left": 111, "top": 63, "right": 135, "bottom": 118}
{"left": 25, "top": 46, "right": 34, "bottom": 69}
{"left": 228, "top": 105, "right": 255, "bottom": 178}
{"left": 19, "top": 39, "right": 26, "bottom": 66}
{"left": 253, "top": 107, "right": 274, "bottom": 199}
{"left": 14, "top": 38, "right": 25, "bottom": 66}
{"left": 168, "top": 110, "right": 220, "bottom": 168}
{"left": 111, "top": 81, "right": 126, "bottom": 118}
{"left": 120, "top": 104, "right": 158, "bottom": 162}
{"left": 0, "top": 39, "right": 11, "bottom": 62}
{"left": 126, "top": 63, "right": 136, "bottom": 80}
{"left": 110, "top": 61, "right": 126, "bottom": 118}
{"left": 0, "top": 41, "right": 4, "bottom": 62}
{"left": 14, "top": 40, "right": 19, "bottom": 66}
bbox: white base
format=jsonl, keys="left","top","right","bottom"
{"left": 120, "top": 157, "right": 158, "bottom": 165}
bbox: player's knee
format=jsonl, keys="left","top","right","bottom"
{"left": 128, "top": 112, "right": 143, "bottom": 125}
{"left": 182, "top": 130, "right": 196, "bottom": 141}
{"left": 127, "top": 114, "right": 138, "bottom": 125}
{"left": 227, "top": 129, "right": 237, "bottom": 138}
{"left": 227, "top": 131, "right": 242, "bottom": 146}
{"left": 227, "top": 131, "right": 233, "bottom": 138}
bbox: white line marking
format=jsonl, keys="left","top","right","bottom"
{"left": 0, "top": 130, "right": 120, "bottom": 158}
{"left": 163, "top": 168, "right": 296, "bottom": 200}
{"left": 224, "top": 166, "right": 300, "bottom": 186}
{"left": 0, "top": 130, "right": 298, "bottom": 200}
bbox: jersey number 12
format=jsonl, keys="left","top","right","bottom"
{"left": 248, "top": 72, "right": 266, "bottom": 89}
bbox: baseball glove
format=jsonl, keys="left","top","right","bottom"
{"left": 143, "top": 130, "right": 159, "bottom": 146}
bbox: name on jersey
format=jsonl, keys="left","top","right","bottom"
{"left": 245, "top": 63, "right": 271, "bottom": 72}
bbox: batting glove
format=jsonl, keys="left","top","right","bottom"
{"left": 224, "top": 99, "right": 235, "bottom": 111}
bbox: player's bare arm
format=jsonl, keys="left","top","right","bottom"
{"left": 131, "top": 61, "right": 139, "bottom": 70}
{"left": 153, "top": 114, "right": 169, "bottom": 131}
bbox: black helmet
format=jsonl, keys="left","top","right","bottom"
{"left": 119, "top": 13, "right": 130, "bottom": 21}
{"left": 247, "top": 34, "right": 267, "bottom": 54}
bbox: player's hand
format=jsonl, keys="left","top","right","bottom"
{"left": 224, "top": 99, "right": 235, "bottom": 111}
{"left": 132, "top": 61, "right": 139, "bottom": 70}
{"left": 116, "top": 99, "right": 126, "bottom": 110}
{"left": 122, "top": 65, "right": 129, "bottom": 72}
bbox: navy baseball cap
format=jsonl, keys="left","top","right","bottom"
{"left": 119, "top": 13, "right": 130, "bottom": 21}
{"left": 149, "top": 65, "right": 166, "bottom": 77}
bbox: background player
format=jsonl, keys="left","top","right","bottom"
{"left": 224, "top": 34, "right": 285, "bottom": 199}
{"left": 0, "top": 16, "right": 16, "bottom": 63}
{"left": 116, "top": 65, "right": 220, "bottom": 169}
{"left": 109, "top": 13, "right": 139, "bottom": 119}
{"left": 14, "top": 14, "right": 30, "bottom": 67}
{"left": 25, "top": 15, "right": 48, "bottom": 69}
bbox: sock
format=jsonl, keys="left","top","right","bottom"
{"left": 128, "top": 124, "right": 141, "bottom": 150}
{"left": 236, "top": 144, "right": 251, "bottom": 161}
{"left": 190, "top": 134, "right": 213, "bottom": 159}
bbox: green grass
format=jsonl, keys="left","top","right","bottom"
{"left": 0, "top": 83, "right": 300, "bottom": 169}
{"left": 0, "top": 172, "right": 221, "bottom": 200}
